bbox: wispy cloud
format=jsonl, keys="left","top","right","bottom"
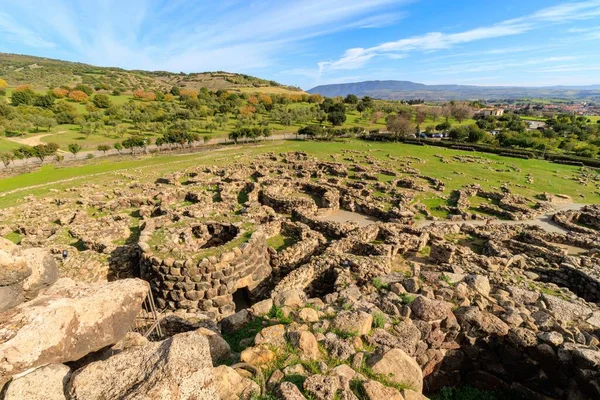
{"left": 317, "top": 0, "right": 600, "bottom": 74}
{"left": 0, "top": 0, "right": 412, "bottom": 73}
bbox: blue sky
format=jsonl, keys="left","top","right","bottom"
{"left": 1, "top": 0, "right": 599, "bottom": 89}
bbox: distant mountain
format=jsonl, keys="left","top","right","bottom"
{"left": 307, "top": 80, "right": 600, "bottom": 101}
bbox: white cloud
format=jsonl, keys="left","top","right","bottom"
{"left": 317, "top": 0, "right": 600, "bottom": 74}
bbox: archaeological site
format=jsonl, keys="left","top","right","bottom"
{"left": 1, "top": 149, "right": 599, "bottom": 400}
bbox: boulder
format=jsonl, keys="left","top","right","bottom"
{"left": 410, "top": 296, "right": 450, "bottom": 322}
{"left": 288, "top": 330, "right": 321, "bottom": 360}
{"left": 240, "top": 344, "right": 276, "bottom": 366}
{"left": 250, "top": 298, "right": 273, "bottom": 316}
{"left": 274, "top": 289, "right": 307, "bottom": 308}
{"left": 255, "top": 324, "right": 287, "bottom": 347}
{"left": 20, "top": 247, "right": 59, "bottom": 299}
{"left": 0, "top": 249, "right": 30, "bottom": 287}
{"left": 0, "top": 278, "right": 148, "bottom": 384}
{"left": 67, "top": 331, "right": 218, "bottom": 400}
{"left": 220, "top": 309, "right": 251, "bottom": 334}
{"left": 542, "top": 294, "right": 592, "bottom": 324}
{"left": 196, "top": 327, "right": 231, "bottom": 363}
{"left": 457, "top": 307, "right": 509, "bottom": 336}
{"left": 367, "top": 348, "right": 423, "bottom": 392}
{"left": 4, "top": 364, "right": 71, "bottom": 400}
{"left": 298, "top": 307, "right": 320, "bottom": 322}
{"left": 402, "top": 389, "right": 430, "bottom": 400}
{"left": 277, "top": 381, "right": 307, "bottom": 399}
{"left": 362, "top": 379, "right": 404, "bottom": 400}
{"left": 332, "top": 311, "right": 373, "bottom": 336}
{"left": 465, "top": 275, "right": 490, "bottom": 297}
{"left": 212, "top": 365, "right": 260, "bottom": 399}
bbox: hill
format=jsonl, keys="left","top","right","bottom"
{"left": 307, "top": 80, "right": 600, "bottom": 101}
{"left": 0, "top": 52, "right": 303, "bottom": 94}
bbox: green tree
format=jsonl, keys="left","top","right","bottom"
{"left": 327, "top": 111, "right": 346, "bottom": 126}
{"left": 97, "top": 144, "right": 111, "bottom": 154}
{"left": 34, "top": 94, "right": 55, "bottom": 108}
{"left": 113, "top": 142, "right": 123, "bottom": 154}
{"left": 32, "top": 143, "right": 59, "bottom": 162}
{"left": 68, "top": 143, "right": 82, "bottom": 156}
{"left": 92, "top": 94, "right": 112, "bottom": 108}
{"left": 11, "top": 89, "right": 35, "bottom": 106}
{"left": 344, "top": 94, "right": 359, "bottom": 104}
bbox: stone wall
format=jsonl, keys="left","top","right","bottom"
{"left": 138, "top": 223, "right": 271, "bottom": 319}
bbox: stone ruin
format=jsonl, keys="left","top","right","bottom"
{"left": 1, "top": 149, "right": 600, "bottom": 399}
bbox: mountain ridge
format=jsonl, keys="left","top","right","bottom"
{"left": 307, "top": 80, "right": 600, "bottom": 101}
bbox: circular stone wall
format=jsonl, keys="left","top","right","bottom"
{"left": 138, "top": 218, "right": 272, "bottom": 319}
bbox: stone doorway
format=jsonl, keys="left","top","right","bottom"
{"left": 232, "top": 286, "right": 252, "bottom": 312}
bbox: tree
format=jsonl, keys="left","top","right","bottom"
{"left": 97, "top": 144, "right": 111, "bottom": 154}
{"left": 68, "top": 90, "right": 89, "bottom": 102}
{"left": 436, "top": 121, "right": 452, "bottom": 132}
{"left": 92, "top": 94, "right": 112, "bottom": 108}
{"left": 451, "top": 103, "right": 473, "bottom": 123}
{"left": 52, "top": 88, "right": 69, "bottom": 98}
{"left": 122, "top": 136, "right": 146, "bottom": 154}
{"left": 73, "top": 84, "right": 93, "bottom": 96}
{"left": 386, "top": 115, "right": 414, "bottom": 139}
{"left": 344, "top": 94, "right": 359, "bottom": 104}
{"left": 0, "top": 152, "right": 14, "bottom": 167}
{"left": 32, "top": 143, "right": 59, "bottom": 162}
{"left": 34, "top": 94, "right": 55, "bottom": 108}
{"left": 327, "top": 111, "right": 346, "bottom": 126}
{"left": 68, "top": 143, "right": 82, "bottom": 156}
{"left": 11, "top": 89, "right": 35, "bottom": 106}
{"left": 113, "top": 142, "right": 123, "bottom": 154}
{"left": 415, "top": 109, "right": 427, "bottom": 131}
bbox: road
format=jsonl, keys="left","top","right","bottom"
{"left": 0, "top": 133, "right": 301, "bottom": 170}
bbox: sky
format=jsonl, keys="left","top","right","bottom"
{"left": 1, "top": 0, "right": 600, "bottom": 89}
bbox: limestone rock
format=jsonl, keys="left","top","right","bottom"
{"left": 542, "top": 294, "right": 592, "bottom": 324}
{"left": 196, "top": 327, "right": 231, "bottom": 363}
{"left": 240, "top": 344, "right": 276, "bottom": 365}
{"left": 0, "top": 278, "right": 148, "bottom": 384}
{"left": 465, "top": 275, "right": 490, "bottom": 297}
{"left": 277, "top": 381, "right": 307, "bottom": 400}
{"left": 4, "top": 364, "right": 71, "bottom": 400}
{"left": 212, "top": 365, "right": 260, "bottom": 400}
{"left": 457, "top": 307, "right": 510, "bottom": 336}
{"left": 362, "top": 379, "right": 404, "bottom": 400}
{"left": 255, "top": 324, "right": 287, "bottom": 347}
{"left": 20, "top": 247, "right": 59, "bottom": 299}
{"left": 367, "top": 348, "right": 423, "bottom": 392}
{"left": 250, "top": 298, "right": 273, "bottom": 316}
{"left": 410, "top": 296, "right": 450, "bottom": 322}
{"left": 332, "top": 311, "right": 373, "bottom": 336}
{"left": 298, "top": 307, "right": 320, "bottom": 322}
{"left": 274, "top": 289, "right": 307, "bottom": 308}
{"left": 220, "top": 309, "right": 251, "bottom": 334}
{"left": 289, "top": 330, "right": 321, "bottom": 360}
{"left": 67, "top": 331, "right": 218, "bottom": 400}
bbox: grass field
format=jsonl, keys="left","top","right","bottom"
{"left": 1, "top": 139, "right": 598, "bottom": 210}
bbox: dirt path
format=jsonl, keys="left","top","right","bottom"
{"left": 5, "top": 133, "right": 54, "bottom": 147}
{"left": 415, "top": 203, "right": 587, "bottom": 234}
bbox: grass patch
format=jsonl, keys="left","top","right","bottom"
{"left": 266, "top": 233, "right": 296, "bottom": 252}
{"left": 3, "top": 231, "right": 23, "bottom": 244}
{"left": 372, "top": 277, "right": 390, "bottom": 291}
{"left": 221, "top": 318, "right": 266, "bottom": 353}
{"left": 372, "top": 312, "right": 386, "bottom": 329}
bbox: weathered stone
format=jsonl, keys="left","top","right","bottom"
{"left": 274, "top": 289, "right": 307, "bottom": 308}
{"left": 362, "top": 379, "right": 404, "bottom": 400}
{"left": 212, "top": 365, "right": 260, "bottom": 400}
{"left": 410, "top": 296, "right": 450, "bottom": 322}
{"left": 196, "top": 327, "right": 231, "bottom": 363}
{"left": 250, "top": 298, "right": 273, "bottom": 316}
{"left": 220, "top": 309, "right": 251, "bottom": 334}
{"left": 277, "top": 381, "right": 307, "bottom": 400}
{"left": 240, "top": 344, "right": 276, "bottom": 366}
{"left": 289, "top": 330, "right": 321, "bottom": 360}
{"left": 298, "top": 307, "right": 320, "bottom": 322}
{"left": 465, "top": 274, "right": 490, "bottom": 297}
{"left": 255, "top": 324, "right": 287, "bottom": 347}
{"left": 332, "top": 311, "right": 373, "bottom": 336}
{"left": 0, "top": 278, "right": 148, "bottom": 384}
{"left": 4, "top": 364, "right": 71, "bottom": 400}
{"left": 67, "top": 331, "right": 218, "bottom": 400}
{"left": 367, "top": 348, "right": 423, "bottom": 392}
